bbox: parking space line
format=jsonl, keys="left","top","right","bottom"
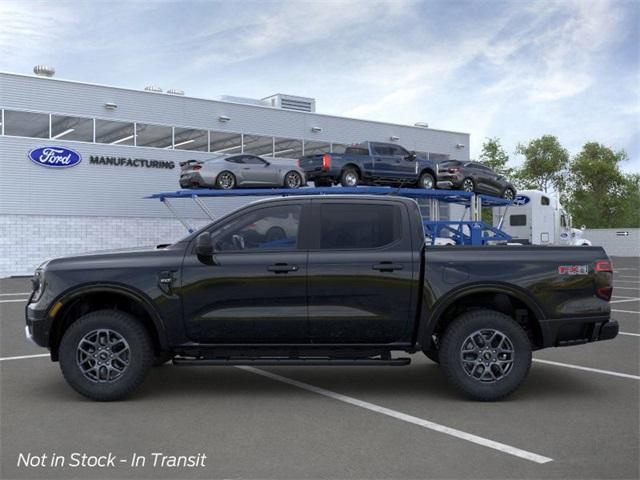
{"left": 532, "top": 359, "right": 640, "bottom": 380}
{"left": 0, "top": 353, "right": 49, "bottom": 362}
{"left": 620, "top": 332, "right": 640, "bottom": 337}
{"left": 612, "top": 309, "right": 639, "bottom": 314}
{"left": 610, "top": 298, "right": 640, "bottom": 304}
{"left": 0, "top": 292, "right": 31, "bottom": 296}
{"left": 238, "top": 366, "right": 553, "bottom": 464}
{"left": 0, "top": 299, "right": 29, "bottom": 304}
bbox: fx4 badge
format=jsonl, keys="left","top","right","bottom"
{"left": 558, "top": 265, "right": 589, "bottom": 275}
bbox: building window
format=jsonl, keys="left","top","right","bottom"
{"left": 210, "top": 131, "right": 243, "bottom": 154}
{"left": 135, "top": 123, "right": 173, "bottom": 148}
{"left": 95, "top": 119, "right": 135, "bottom": 145}
{"left": 173, "top": 127, "right": 208, "bottom": 151}
{"left": 3, "top": 110, "right": 49, "bottom": 138}
{"left": 429, "top": 153, "right": 450, "bottom": 162}
{"left": 51, "top": 114, "right": 93, "bottom": 142}
{"left": 304, "top": 140, "right": 331, "bottom": 155}
{"left": 244, "top": 134, "right": 274, "bottom": 156}
{"left": 273, "top": 137, "right": 303, "bottom": 159}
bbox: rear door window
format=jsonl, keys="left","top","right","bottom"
{"left": 318, "top": 204, "right": 401, "bottom": 249}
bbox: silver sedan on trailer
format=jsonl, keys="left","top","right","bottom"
{"left": 179, "top": 154, "right": 307, "bottom": 189}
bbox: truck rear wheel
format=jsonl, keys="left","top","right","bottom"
{"left": 340, "top": 168, "right": 359, "bottom": 187}
{"left": 439, "top": 309, "right": 531, "bottom": 401}
{"left": 58, "top": 310, "right": 154, "bottom": 401}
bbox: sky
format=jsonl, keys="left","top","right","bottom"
{"left": 1, "top": 0, "right": 638, "bottom": 172}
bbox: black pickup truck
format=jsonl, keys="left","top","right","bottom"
{"left": 299, "top": 141, "right": 439, "bottom": 188}
{"left": 26, "top": 195, "right": 618, "bottom": 401}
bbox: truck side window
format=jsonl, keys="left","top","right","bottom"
{"left": 510, "top": 215, "right": 527, "bottom": 226}
{"left": 319, "top": 204, "right": 401, "bottom": 249}
{"left": 212, "top": 205, "right": 301, "bottom": 252}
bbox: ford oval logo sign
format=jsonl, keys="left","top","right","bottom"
{"left": 513, "top": 195, "right": 530, "bottom": 206}
{"left": 28, "top": 146, "right": 82, "bottom": 168}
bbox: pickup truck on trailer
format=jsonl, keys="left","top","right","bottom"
{"left": 26, "top": 195, "right": 618, "bottom": 401}
{"left": 299, "top": 141, "right": 439, "bottom": 189}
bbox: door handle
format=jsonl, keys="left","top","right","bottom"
{"left": 267, "top": 263, "right": 299, "bottom": 273}
{"left": 372, "top": 262, "right": 403, "bottom": 272}
{"left": 243, "top": 167, "right": 251, "bottom": 170}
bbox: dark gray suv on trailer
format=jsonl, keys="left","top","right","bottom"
{"left": 437, "top": 160, "right": 516, "bottom": 199}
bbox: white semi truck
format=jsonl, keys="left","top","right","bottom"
{"left": 493, "top": 190, "right": 591, "bottom": 246}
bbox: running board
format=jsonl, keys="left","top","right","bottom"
{"left": 172, "top": 357, "right": 411, "bottom": 366}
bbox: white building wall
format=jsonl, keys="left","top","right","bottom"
{"left": 0, "top": 215, "right": 210, "bottom": 277}
{"left": 584, "top": 228, "right": 640, "bottom": 257}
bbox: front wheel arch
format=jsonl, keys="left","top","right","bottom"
{"left": 48, "top": 286, "right": 168, "bottom": 361}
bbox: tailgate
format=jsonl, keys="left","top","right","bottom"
{"left": 298, "top": 154, "right": 325, "bottom": 171}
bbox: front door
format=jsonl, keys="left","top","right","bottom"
{"left": 180, "top": 201, "right": 310, "bottom": 343}
{"left": 238, "top": 155, "right": 278, "bottom": 186}
{"left": 306, "top": 200, "right": 416, "bottom": 344}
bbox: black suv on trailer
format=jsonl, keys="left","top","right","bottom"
{"left": 26, "top": 195, "right": 618, "bottom": 401}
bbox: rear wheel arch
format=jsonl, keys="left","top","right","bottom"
{"left": 420, "top": 285, "right": 545, "bottom": 353}
{"left": 49, "top": 285, "right": 168, "bottom": 360}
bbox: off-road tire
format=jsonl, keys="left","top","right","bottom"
{"left": 439, "top": 309, "right": 531, "bottom": 401}
{"left": 59, "top": 310, "right": 154, "bottom": 401}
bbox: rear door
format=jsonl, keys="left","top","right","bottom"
{"left": 306, "top": 199, "right": 416, "bottom": 343}
{"left": 370, "top": 143, "right": 396, "bottom": 179}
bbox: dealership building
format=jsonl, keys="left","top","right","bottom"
{"left": 0, "top": 69, "right": 470, "bottom": 277}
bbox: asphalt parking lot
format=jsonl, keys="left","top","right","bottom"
{"left": 1, "top": 257, "right": 638, "bottom": 480}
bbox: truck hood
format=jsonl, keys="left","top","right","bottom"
{"left": 41, "top": 245, "right": 173, "bottom": 271}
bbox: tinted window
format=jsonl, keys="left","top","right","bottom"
{"left": 319, "top": 204, "right": 401, "bottom": 250}
{"left": 136, "top": 123, "right": 173, "bottom": 148}
{"left": 95, "top": 119, "right": 135, "bottom": 145}
{"left": 373, "top": 145, "right": 394, "bottom": 155}
{"left": 510, "top": 215, "right": 527, "bottom": 226}
{"left": 225, "top": 156, "right": 244, "bottom": 164}
{"left": 4, "top": 110, "right": 49, "bottom": 138}
{"left": 541, "top": 196, "right": 550, "bottom": 206}
{"left": 390, "top": 145, "right": 410, "bottom": 157}
{"left": 212, "top": 205, "right": 301, "bottom": 252}
{"left": 51, "top": 114, "right": 93, "bottom": 142}
{"left": 345, "top": 147, "right": 369, "bottom": 156}
{"left": 242, "top": 155, "right": 267, "bottom": 165}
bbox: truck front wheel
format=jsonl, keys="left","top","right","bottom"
{"left": 439, "top": 309, "right": 531, "bottom": 401}
{"left": 58, "top": 310, "right": 154, "bottom": 401}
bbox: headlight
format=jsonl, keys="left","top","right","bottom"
{"left": 31, "top": 268, "right": 45, "bottom": 302}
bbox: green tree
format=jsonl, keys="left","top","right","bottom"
{"left": 479, "top": 137, "right": 513, "bottom": 176}
{"left": 515, "top": 135, "right": 569, "bottom": 193}
{"left": 565, "top": 142, "right": 639, "bottom": 228}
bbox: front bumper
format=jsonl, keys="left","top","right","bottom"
{"left": 25, "top": 303, "right": 52, "bottom": 349}
{"left": 539, "top": 316, "right": 619, "bottom": 347}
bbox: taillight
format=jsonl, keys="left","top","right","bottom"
{"left": 596, "top": 287, "right": 613, "bottom": 301}
{"left": 297, "top": 159, "right": 301, "bottom": 167}
{"left": 595, "top": 259, "right": 613, "bottom": 301}
{"left": 192, "top": 165, "right": 202, "bottom": 170}
{"left": 322, "top": 154, "right": 332, "bottom": 171}
{"left": 448, "top": 167, "right": 460, "bottom": 173}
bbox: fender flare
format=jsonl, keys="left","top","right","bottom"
{"left": 48, "top": 282, "right": 169, "bottom": 352}
{"left": 417, "top": 282, "right": 547, "bottom": 349}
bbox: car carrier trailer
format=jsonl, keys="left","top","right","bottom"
{"left": 146, "top": 186, "right": 514, "bottom": 246}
